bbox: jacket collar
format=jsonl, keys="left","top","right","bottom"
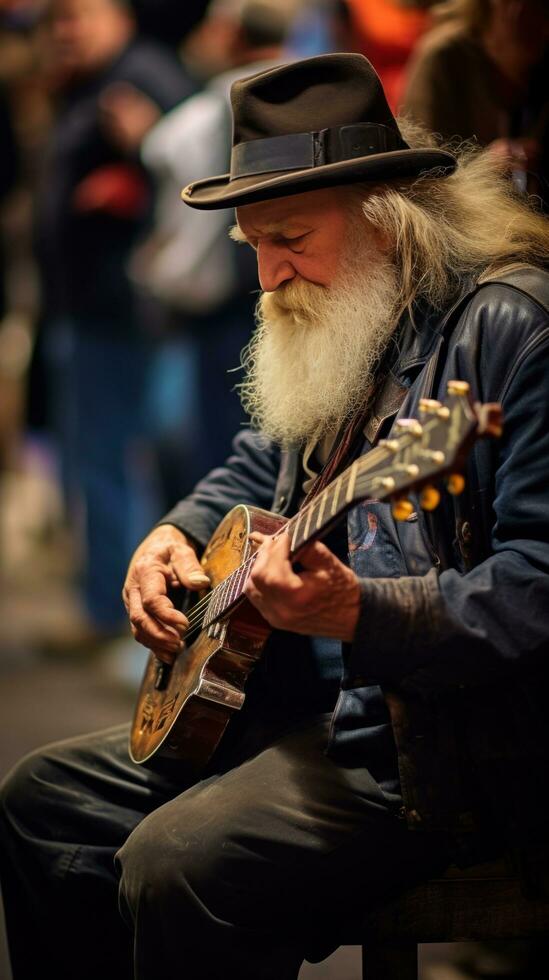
{"left": 388, "top": 279, "right": 477, "bottom": 384}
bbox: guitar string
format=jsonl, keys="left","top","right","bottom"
{"left": 180, "top": 450, "right": 409, "bottom": 638}
{"left": 178, "top": 428, "right": 429, "bottom": 637}
{"left": 180, "top": 457, "right": 388, "bottom": 633}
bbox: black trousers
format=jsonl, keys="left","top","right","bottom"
{"left": 0, "top": 714, "right": 454, "bottom": 980}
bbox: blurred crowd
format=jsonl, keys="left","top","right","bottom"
{"left": 0, "top": 0, "right": 547, "bottom": 654}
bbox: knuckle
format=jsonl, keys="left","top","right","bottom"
{"left": 142, "top": 594, "right": 163, "bottom": 614}
{"left": 132, "top": 612, "right": 147, "bottom": 630}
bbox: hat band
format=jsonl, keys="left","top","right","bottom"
{"left": 230, "top": 123, "right": 408, "bottom": 179}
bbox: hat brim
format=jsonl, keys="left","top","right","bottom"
{"left": 181, "top": 148, "right": 457, "bottom": 210}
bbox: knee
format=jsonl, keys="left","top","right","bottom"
{"left": 116, "top": 798, "right": 229, "bottom": 923}
{"left": 0, "top": 748, "right": 50, "bottom": 833}
{"left": 117, "top": 807, "right": 194, "bottom": 918}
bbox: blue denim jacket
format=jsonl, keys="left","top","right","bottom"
{"left": 162, "top": 267, "right": 549, "bottom": 857}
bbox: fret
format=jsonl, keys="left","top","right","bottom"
{"left": 233, "top": 560, "right": 250, "bottom": 603}
{"left": 237, "top": 560, "right": 251, "bottom": 597}
{"left": 211, "top": 564, "right": 245, "bottom": 622}
{"left": 201, "top": 595, "right": 213, "bottom": 628}
{"left": 346, "top": 460, "right": 358, "bottom": 503}
{"left": 209, "top": 587, "right": 219, "bottom": 619}
{"left": 226, "top": 568, "right": 238, "bottom": 605}
{"left": 228, "top": 566, "right": 240, "bottom": 605}
{"left": 330, "top": 476, "right": 342, "bottom": 516}
{"left": 234, "top": 564, "right": 245, "bottom": 600}
{"left": 303, "top": 502, "right": 315, "bottom": 542}
{"left": 205, "top": 587, "right": 219, "bottom": 625}
{"left": 214, "top": 581, "right": 228, "bottom": 617}
{"left": 290, "top": 512, "right": 302, "bottom": 552}
{"left": 217, "top": 582, "right": 228, "bottom": 615}
{"left": 308, "top": 498, "right": 320, "bottom": 537}
{"left": 316, "top": 488, "right": 328, "bottom": 530}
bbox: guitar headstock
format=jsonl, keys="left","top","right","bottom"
{"left": 356, "top": 380, "right": 503, "bottom": 519}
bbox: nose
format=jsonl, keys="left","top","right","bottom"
{"left": 256, "top": 241, "right": 295, "bottom": 292}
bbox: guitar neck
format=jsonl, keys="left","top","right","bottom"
{"left": 203, "top": 457, "right": 370, "bottom": 628}
{"left": 286, "top": 461, "right": 361, "bottom": 554}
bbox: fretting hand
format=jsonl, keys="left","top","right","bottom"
{"left": 244, "top": 531, "right": 360, "bottom": 642}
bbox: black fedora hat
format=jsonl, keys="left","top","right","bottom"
{"left": 181, "top": 53, "right": 456, "bottom": 211}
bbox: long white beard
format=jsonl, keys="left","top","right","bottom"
{"left": 238, "top": 242, "right": 399, "bottom": 448}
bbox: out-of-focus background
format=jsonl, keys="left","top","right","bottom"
{"left": 0, "top": 0, "right": 547, "bottom": 977}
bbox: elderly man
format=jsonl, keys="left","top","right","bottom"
{"left": 2, "top": 54, "right": 549, "bottom": 980}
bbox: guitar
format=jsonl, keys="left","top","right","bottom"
{"left": 130, "top": 382, "right": 502, "bottom": 772}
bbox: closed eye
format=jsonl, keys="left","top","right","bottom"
{"left": 228, "top": 225, "right": 312, "bottom": 252}
{"left": 242, "top": 235, "right": 309, "bottom": 253}
{"left": 276, "top": 232, "right": 310, "bottom": 252}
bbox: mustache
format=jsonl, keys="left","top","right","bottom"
{"left": 261, "top": 279, "right": 329, "bottom": 322}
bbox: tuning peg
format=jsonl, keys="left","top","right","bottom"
{"left": 395, "top": 463, "right": 420, "bottom": 479}
{"left": 378, "top": 438, "right": 400, "bottom": 453}
{"left": 421, "top": 449, "right": 446, "bottom": 465}
{"left": 419, "top": 398, "right": 442, "bottom": 414}
{"left": 446, "top": 473, "right": 466, "bottom": 495}
{"left": 392, "top": 498, "right": 415, "bottom": 521}
{"left": 420, "top": 485, "right": 441, "bottom": 511}
{"left": 374, "top": 476, "right": 397, "bottom": 493}
{"left": 395, "top": 419, "right": 423, "bottom": 437}
{"left": 447, "top": 380, "right": 470, "bottom": 396}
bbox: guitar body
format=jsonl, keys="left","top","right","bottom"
{"left": 130, "top": 505, "right": 285, "bottom": 772}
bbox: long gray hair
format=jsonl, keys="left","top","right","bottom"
{"left": 353, "top": 118, "right": 549, "bottom": 321}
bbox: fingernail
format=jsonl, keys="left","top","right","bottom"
{"left": 189, "top": 572, "right": 210, "bottom": 585}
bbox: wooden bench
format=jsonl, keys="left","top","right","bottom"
{"left": 359, "top": 858, "right": 549, "bottom": 979}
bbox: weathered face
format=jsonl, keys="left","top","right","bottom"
{"left": 48, "top": 0, "right": 132, "bottom": 72}
{"left": 235, "top": 187, "right": 353, "bottom": 293}
{"left": 234, "top": 186, "right": 399, "bottom": 447}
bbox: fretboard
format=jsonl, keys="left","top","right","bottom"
{"left": 202, "top": 458, "right": 364, "bottom": 629}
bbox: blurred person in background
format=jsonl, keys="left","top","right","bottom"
{"left": 33, "top": 0, "right": 195, "bottom": 645}
{"left": 403, "top": 0, "right": 549, "bottom": 208}
{"left": 284, "top": 0, "right": 433, "bottom": 112}
{"left": 344, "top": 0, "right": 433, "bottom": 112}
{"left": 0, "top": 0, "right": 49, "bottom": 501}
{"left": 104, "top": 0, "right": 300, "bottom": 503}
{"left": 181, "top": 0, "right": 300, "bottom": 79}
